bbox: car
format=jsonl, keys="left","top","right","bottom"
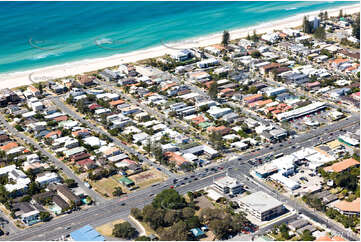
{"left": 149, "top": 193, "right": 154, "bottom": 197}
{"left": 156, "top": 168, "right": 161, "bottom": 171}
{"left": 120, "top": 202, "right": 126, "bottom": 206}
{"left": 170, "top": 185, "right": 174, "bottom": 189}
{"left": 65, "top": 227, "right": 71, "bottom": 230}
{"left": 190, "top": 175, "right": 195, "bottom": 178}
{"left": 194, "top": 177, "right": 198, "bottom": 180}
{"left": 184, "top": 177, "right": 188, "bottom": 180}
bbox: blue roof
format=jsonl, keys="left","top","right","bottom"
{"left": 190, "top": 228, "right": 205, "bottom": 237}
{"left": 70, "top": 225, "right": 105, "bottom": 241}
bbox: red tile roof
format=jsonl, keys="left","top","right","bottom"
{"left": 324, "top": 158, "right": 360, "bottom": 173}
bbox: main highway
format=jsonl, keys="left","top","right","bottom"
{"left": 1, "top": 111, "right": 359, "bottom": 241}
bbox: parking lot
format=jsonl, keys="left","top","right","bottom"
{"left": 288, "top": 109, "right": 342, "bottom": 133}
{"left": 287, "top": 167, "right": 324, "bottom": 195}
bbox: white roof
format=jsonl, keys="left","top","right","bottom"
{"left": 83, "top": 136, "right": 106, "bottom": 147}
{"left": 206, "top": 187, "right": 224, "bottom": 201}
{"left": 0, "top": 164, "right": 16, "bottom": 176}
{"left": 35, "top": 172, "right": 59, "bottom": 183}
{"left": 237, "top": 191, "right": 283, "bottom": 212}
{"left": 270, "top": 173, "right": 300, "bottom": 190}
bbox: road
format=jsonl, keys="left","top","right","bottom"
{"left": 97, "top": 80, "right": 209, "bottom": 144}
{"left": 2, "top": 171, "right": 226, "bottom": 241}
{"left": 0, "top": 114, "right": 105, "bottom": 205}
{"left": 0, "top": 102, "right": 359, "bottom": 240}
{"left": 51, "top": 97, "right": 175, "bottom": 178}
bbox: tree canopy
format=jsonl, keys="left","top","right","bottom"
{"left": 222, "top": 30, "right": 230, "bottom": 47}
{"left": 112, "top": 222, "right": 138, "bottom": 239}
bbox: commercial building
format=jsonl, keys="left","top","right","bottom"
{"left": 269, "top": 173, "right": 300, "bottom": 191}
{"left": 213, "top": 175, "right": 243, "bottom": 195}
{"left": 70, "top": 225, "right": 105, "bottom": 241}
{"left": 276, "top": 102, "right": 327, "bottom": 121}
{"left": 236, "top": 191, "right": 284, "bottom": 221}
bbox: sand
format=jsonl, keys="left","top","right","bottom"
{"left": 0, "top": 4, "right": 359, "bottom": 89}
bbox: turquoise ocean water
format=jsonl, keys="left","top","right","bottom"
{"left": 0, "top": 1, "right": 357, "bottom": 74}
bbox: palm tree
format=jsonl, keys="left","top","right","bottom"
{"left": 221, "top": 30, "right": 230, "bottom": 47}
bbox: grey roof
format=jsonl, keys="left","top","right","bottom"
{"left": 296, "top": 224, "right": 317, "bottom": 234}
{"left": 288, "top": 219, "right": 310, "bottom": 230}
{"left": 237, "top": 191, "right": 283, "bottom": 213}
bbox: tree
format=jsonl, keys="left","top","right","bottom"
{"left": 303, "top": 16, "right": 311, "bottom": 34}
{"left": 160, "top": 221, "right": 189, "bottom": 241}
{"left": 279, "top": 223, "right": 290, "bottom": 240}
{"left": 27, "top": 182, "right": 41, "bottom": 195}
{"left": 251, "top": 29, "right": 259, "bottom": 42}
{"left": 131, "top": 208, "right": 143, "bottom": 220}
{"left": 181, "top": 207, "right": 195, "bottom": 219}
{"left": 152, "top": 189, "right": 186, "bottom": 210}
{"left": 221, "top": 30, "right": 230, "bottom": 47}
{"left": 352, "top": 13, "right": 360, "bottom": 40}
{"left": 324, "top": 11, "right": 328, "bottom": 20}
{"left": 64, "top": 179, "right": 77, "bottom": 188}
{"left": 251, "top": 50, "right": 261, "bottom": 58}
{"left": 39, "top": 211, "right": 51, "bottom": 222}
{"left": 208, "top": 82, "right": 218, "bottom": 99}
{"left": 135, "top": 236, "right": 151, "bottom": 241}
{"left": 164, "top": 210, "right": 179, "bottom": 226}
{"left": 246, "top": 33, "right": 251, "bottom": 40}
{"left": 339, "top": 9, "right": 343, "bottom": 18}
{"left": 112, "top": 187, "right": 123, "bottom": 197}
{"left": 300, "top": 229, "right": 315, "bottom": 241}
{"left": 314, "top": 27, "right": 326, "bottom": 40}
{"left": 112, "top": 222, "right": 138, "bottom": 239}
{"left": 318, "top": 11, "right": 324, "bottom": 21}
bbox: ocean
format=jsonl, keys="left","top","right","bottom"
{"left": 0, "top": 1, "right": 357, "bottom": 74}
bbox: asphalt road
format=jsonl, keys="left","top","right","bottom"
{"left": 3, "top": 171, "right": 226, "bottom": 241}
{"left": 0, "top": 106, "right": 358, "bottom": 240}
{"left": 51, "top": 97, "right": 175, "bottom": 178}
{"left": 0, "top": 114, "right": 105, "bottom": 205}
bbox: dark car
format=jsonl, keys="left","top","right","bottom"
{"left": 120, "top": 202, "right": 126, "bottom": 206}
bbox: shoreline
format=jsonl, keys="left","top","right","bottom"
{"left": 0, "top": 3, "right": 359, "bottom": 89}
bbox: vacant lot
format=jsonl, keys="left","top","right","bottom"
{"left": 129, "top": 168, "right": 168, "bottom": 189}
{"left": 91, "top": 177, "right": 127, "bottom": 198}
{"left": 95, "top": 219, "right": 125, "bottom": 237}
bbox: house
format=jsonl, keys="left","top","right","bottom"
{"left": 164, "top": 152, "right": 188, "bottom": 167}
{"left": 1, "top": 141, "right": 18, "bottom": 151}
{"left": 306, "top": 81, "right": 321, "bottom": 90}
{"left": 197, "top": 58, "right": 219, "bottom": 68}
{"left": 207, "top": 126, "right": 232, "bottom": 136}
{"left": 323, "top": 158, "right": 359, "bottom": 173}
{"left": 99, "top": 69, "right": 118, "bottom": 82}
{"left": 21, "top": 210, "right": 40, "bottom": 225}
{"left": 170, "top": 49, "right": 193, "bottom": 61}
{"left": 77, "top": 159, "right": 97, "bottom": 170}
{"left": 27, "top": 85, "right": 41, "bottom": 97}
{"left": 77, "top": 75, "right": 96, "bottom": 86}
{"left": 63, "top": 147, "right": 86, "bottom": 158}
{"left": 334, "top": 198, "right": 360, "bottom": 216}
{"left": 35, "top": 172, "right": 61, "bottom": 187}
{"left": 54, "top": 184, "right": 81, "bottom": 206}
{"left": 260, "top": 63, "right": 281, "bottom": 75}
{"left": 243, "top": 94, "right": 263, "bottom": 104}
{"left": 207, "top": 106, "right": 232, "bottom": 119}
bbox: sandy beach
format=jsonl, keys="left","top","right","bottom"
{"left": 0, "top": 3, "right": 359, "bottom": 89}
